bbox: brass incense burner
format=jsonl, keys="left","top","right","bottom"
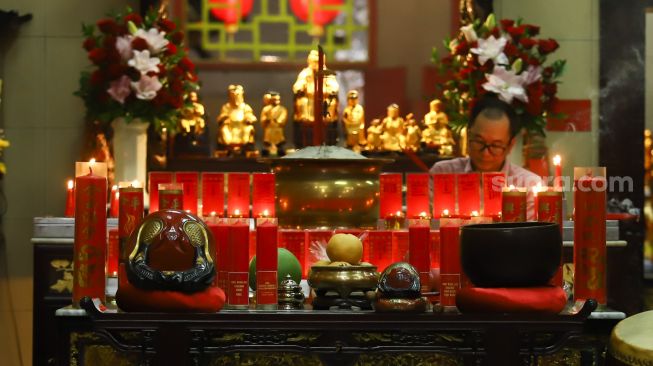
{"left": 262, "top": 146, "right": 392, "bottom": 229}
{"left": 308, "top": 265, "right": 379, "bottom": 310}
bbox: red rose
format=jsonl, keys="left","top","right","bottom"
{"left": 158, "top": 19, "right": 176, "bottom": 33}
{"left": 158, "top": 63, "right": 167, "bottom": 75}
{"left": 168, "top": 95, "right": 183, "bottom": 109}
{"left": 102, "top": 35, "right": 116, "bottom": 48}
{"left": 525, "top": 82, "right": 544, "bottom": 115}
{"left": 96, "top": 18, "right": 119, "bottom": 35}
{"left": 519, "top": 38, "right": 537, "bottom": 49}
{"left": 82, "top": 37, "right": 96, "bottom": 51}
{"left": 170, "top": 79, "right": 184, "bottom": 94}
{"left": 543, "top": 82, "right": 557, "bottom": 96}
{"left": 107, "top": 64, "right": 126, "bottom": 79}
{"left": 459, "top": 67, "right": 474, "bottom": 79}
{"left": 500, "top": 19, "right": 515, "bottom": 30}
{"left": 528, "top": 56, "right": 541, "bottom": 66}
{"left": 454, "top": 40, "right": 469, "bottom": 55}
{"left": 491, "top": 27, "right": 500, "bottom": 38}
{"left": 504, "top": 43, "right": 518, "bottom": 57}
{"left": 124, "top": 13, "right": 143, "bottom": 26}
{"left": 171, "top": 65, "right": 184, "bottom": 77}
{"left": 506, "top": 25, "right": 526, "bottom": 38}
{"left": 165, "top": 43, "right": 178, "bottom": 56}
{"left": 88, "top": 48, "right": 108, "bottom": 64}
{"left": 90, "top": 70, "right": 104, "bottom": 86}
{"left": 153, "top": 90, "right": 168, "bottom": 107}
{"left": 524, "top": 24, "right": 540, "bottom": 36}
{"left": 170, "top": 31, "right": 184, "bottom": 45}
{"left": 179, "top": 57, "right": 195, "bottom": 72}
{"left": 538, "top": 39, "right": 559, "bottom": 54}
{"left": 543, "top": 67, "right": 554, "bottom": 78}
{"left": 131, "top": 37, "right": 149, "bottom": 51}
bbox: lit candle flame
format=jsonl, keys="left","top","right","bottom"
{"left": 234, "top": 208, "right": 241, "bottom": 216}
{"left": 442, "top": 209, "right": 450, "bottom": 216}
{"left": 67, "top": 180, "right": 74, "bottom": 190}
{"left": 532, "top": 182, "right": 543, "bottom": 195}
{"left": 396, "top": 210, "right": 403, "bottom": 217}
{"left": 131, "top": 180, "right": 140, "bottom": 188}
{"left": 471, "top": 210, "right": 479, "bottom": 217}
{"left": 262, "top": 209, "right": 270, "bottom": 217}
{"left": 210, "top": 211, "right": 217, "bottom": 217}
{"left": 509, "top": 184, "right": 516, "bottom": 191}
{"left": 111, "top": 185, "right": 118, "bottom": 191}
{"left": 553, "top": 155, "right": 561, "bottom": 166}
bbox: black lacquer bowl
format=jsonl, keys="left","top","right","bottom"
{"left": 460, "top": 222, "right": 561, "bottom": 287}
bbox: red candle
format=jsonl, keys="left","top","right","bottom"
{"left": 118, "top": 186, "right": 144, "bottom": 263}
{"left": 109, "top": 185, "right": 119, "bottom": 217}
{"left": 392, "top": 230, "right": 409, "bottom": 263}
{"left": 482, "top": 172, "right": 505, "bottom": 217}
{"left": 73, "top": 168, "right": 107, "bottom": 306}
{"left": 536, "top": 188, "right": 564, "bottom": 286}
{"left": 553, "top": 155, "right": 562, "bottom": 190}
{"left": 175, "top": 172, "right": 199, "bottom": 214}
{"left": 502, "top": 186, "right": 527, "bottom": 222}
{"left": 148, "top": 172, "right": 173, "bottom": 212}
{"left": 227, "top": 222, "right": 250, "bottom": 308}
{"left": 252, "top": 173, "right": 276, "bottom": 218}
{"left": 408, "top": 220, "right": 431, "bottom": 293}
{"left": 380, "top": 173, "right": 403, "bottom": 218}
{"left": 432, "top": 174, "right": 455, "bottom": 218}
{"left": 65, "top": 179, "right": 75, "bottom": 217}
{"left": 573, "top": 167, "right": 607, "bottom": 304}
{"left": 159, "top": 183, "right": 183, "bottom": 210}
{"left": 208, "top": 220, "right": 230, "bottom": 293}
{"left": 368, "top": 231, "right": 393, "bottom": 272}
{"left": 256, "top": 219, "right": 278, "bottom": 309}
{"left": 430, "top": 230, "right": 440, "bottom": 269}
{"left": 439, "top": 218, "right": 462, "bottom": 307}
{"left": 227, "top": 173, "right": 250, "bottom": 217}
{"left": 456, "top": 173, "right": 481, "bottom": 216}
{"left": 280, "top": 229, "right": 307, "bottom": 278}
{"left": 107, "top": 229, "right": 119, "bottom": 277}
{"left": 202, "top": 172, "right": 224, "bottom": 217}
{"left": 406, "top": 173, "right": 430, "bottom": 218}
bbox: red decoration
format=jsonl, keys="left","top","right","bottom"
{"left": 379, "top": 173, "right": 403, "bottom": 218}
{"left": 482, "top": 172, "right": 505, "bottom": 217}
{"left": 109, "top": 185, "right": 119, "bottom": 218}
{"left": 175, "top": 172, "right": 199, "bottom": 214}
{"left": 456, "top": 286, "right": 567, "bottom": 314}
{"left": 280, "top": 230, "right": 306, "bottom": 278}
{"left": 408, "top": 222, "right": 431, "bottom": 293}
{"left": 65, "top": 180, "right": 75, "bottom": 217}
{"left": 227, "top": 222, "right": 250, "bottom": 308}
{"left": 118, "top": 186, "right": 144, "bottom": 263}
{"left": 406, "top": 173, "right": 430, "bottom": 218}
{"left": 227, "top": 173, "right": 250, "bottom": 217}
{"left": 252, "top": 173, "right": 276, "bottom": 218}
{"left": 289, "top": 0, "right": 344, "bottom": 36}
{"left": 201, "top": 173, "right": 225, "bottom": 217}
{"left": 430, "top": 230, "right": 440, "bottom": 269}
{"left": 368, "top": 231, "right": 392, "bottom": 272}
{"left": 107, "top": 229, "right": 119, "bottom": 277}
{"left": 256, "top": 219, "right": 278, "bottom": 308}
{"left": 158, "top": 183, "right": 184, "bottom": 210}
{"left": 432, "top": 174, "right": 455, "bottom": 218}
{"left": 573, "top": 168, "right": 607, "bottom": 304}
{"left": 502, "top": 187, "right": 527, "bottom": 222}
{"left": 73, "top": 169, "right": 108, "bottom": 306}
{"left": 209, "top": 0, "right": 254, "bottom": 34}
{"left": 148, "top": 172, "right": 173, "bottom": 212}
{"left": 208, "top": 221, "right": 230, "bottom": 292}
{"left": 392, "top": 230, "right": 409, "bottom": 263}
{"left": 440, "top": 218, "right": 463, "bottom": 307}
{"left": 457, "top": 173, "right": 481, "bottom": 216}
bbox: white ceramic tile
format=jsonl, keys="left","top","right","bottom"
{"left": 498, "top": 0, "right": 592, "bottom": 41}
{"left": 3, "top": 37, "right": 46, "bottom": 129}
{"left": 44, "top": 0, "right": 132, "bottom": 37}
{"left": 44, "top": 37, "right": 88, "bottom": 128}
{"left": 3, "top": 128, "right": 47, "bottom": 219}
{"left": 2, "top": 0, "right": 46, "bottom": 37}
{"left": 44, "top": 128, "right": 84, "bottom": 216}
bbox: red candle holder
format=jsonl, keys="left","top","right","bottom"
{"left": 255, "top": 218, "right": 278, "bottom": 309}
{"left": 439, "top": 218, "right": 463, "bottom": 307}
{"left": 65, "top": 179, "right": 75, "bottom": 217}
{"left": 406, "top": 173, "right": 430, "bottom": 218}
{"left": 175, "top": 172, "right": 199, "bottom": 214}
{"left": 208, "top": 219, "right": 230, "bottom": 292}
{"left": 367, "top": 231, "right": 393, "bottom": 272}
{"left": 535, "top": 188, "right": 564, "bottom": 286}
{"left": 227, "top": 219, "right": 250, "bottom": 309}
{"left": 482, "top": 172, "right": 505, "bottom": 217}
{"left": 118, "top": 185, "right": 144, "bottom": 263}
{"left": 501, "top": 186, "right": 527, "bottom": 222}
{"left": 158, "top": 183, "right": 184, "bottom": 210}
{"left": 109, "top": 185, "right": 119, "bottom": 218}
{"left": 148, "top": 172, "right": 173, "bottom": 212}
{"left": 201, "top": 172, "right": 225, "bottom": 217}
{"left": 107, "top": 229, "right": 119, "bottom": 277}
{"left": 392, "top": 230, "right": 409, "bottom": 263}
{"left": 384, "top": 211, "right": 405, "bottom": 230}
{"left": 432, "top": 174, "right": 455, "bottom": 218}
{"left": 379, "top": 173, "right": 403, "bottom": 218}
{"left": 227, "top": 173, "right": 251, "bottom": 218}
{"left": 456, "top": 173, "right": 481, "bottom": 216}
{"left": 408, "top": 219, "right": 431, "bottom": 293}
{"left": 253, "top": 173, "right": 276, "bottom": 218}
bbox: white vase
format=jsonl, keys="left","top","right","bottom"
{"left": 112, "top": 118, "right": 150, "bottom": 187}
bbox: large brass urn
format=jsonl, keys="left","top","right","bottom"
{"left": 263, "top": 146, "right": 391, "bottom": 229}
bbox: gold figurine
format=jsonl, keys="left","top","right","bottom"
{"left": 216, "top": 84, "right": 257, "bottom": 155}
{"left": 260, "top": 91, "right": 288, "bottom": 156}
{"left": 342, "top": 90, "right": 366, "bottom": 152}
{"left": 323, "top": 71, "right": 340, "bottom": 145}
{"left": 180, "top": 91, "right": 205, "bottom": 135}
{"left": 380, "top": 104, "right": 405, "bottom": 152}
{"left": 366, "top": 118, "right": 383, "bottom": 151}
{"left": 421, "top": 99, "right": 455, "bottom": 156}
{"left": 403, "top": 113, "right": 422, "bottom": 152}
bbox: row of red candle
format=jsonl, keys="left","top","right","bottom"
{"left": 148, "top": 172, "right": 275, "bottom": 218}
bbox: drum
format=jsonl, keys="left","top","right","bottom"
{"left": 608, "top": 310, "right": 653, "bottom": 365}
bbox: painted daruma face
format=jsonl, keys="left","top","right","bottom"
{"left": 126, "top": 209, "right": 215, "bottom": 293}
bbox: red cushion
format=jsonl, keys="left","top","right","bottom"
{"left": 455, "top": 286, "right": 567, "bottom": 314}
{"left": 116, "top": 265, "right": 226, "bottom": 313}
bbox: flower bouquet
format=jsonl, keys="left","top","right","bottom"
{"left": 434, "top": 14, "right": 565, "bottom": 136}
{"left": 75, "top": 7, "right": 199, "bottom": 133}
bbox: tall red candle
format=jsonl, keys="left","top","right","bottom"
{"left": 159, "top": 183, "right": 184, "bottom": 210}
{"left": 252, "top": 173, "right": 276, "bottom": 218}
{"left": 208, "top": 220, "right": 230, "bottom": 293}
{"left": 107, "top": 229, "right": 119, "bottom": 277}
{"left": 392, "top": 230, "right": 409, "bottom": 263}
{"left": 148, "top": 171, "right": 173, "bottom": 212}
{"left": 201, "top": 172, "right": 225, "bottom": 217}
{"left": 536, "top": 189, "right": 564, "bottom": 286}
{"left": 406, "top": 173, "right": 430, "bottom": 218}
{"left": 65, "top": 179, "right": 75, "bottom": 217}
{"left": 228, "top": 222, "right": 250, "bottom": 308}
{"left": 439, "top": 218, "right": 462, "bottom": 307}
{"left": 408, "top": 221, "right": 431, "bottom": 293}
{"left": 573, "top": 167, "right": 607, "bottom": 304}
{"left": 175, "top": 172, "right": 199, "bottom": 214}
{"left": 430, "top": 230, "right": 440, "bottom": 269}
{"left": 482, "top": 172, "right": 504, "bottom": 217}
{"left": 380, "top": 173, "right": 403, "bottom": 218}
{"left": 73, "top": 169, "right": 107, "bottom": 306}
{"left": 368, "top": 231, "right": 392, "bottom": 272}
{"left": 553, "top": 155, "right": 562, "bottom": 190}
{"left": 280, "top": 230, "right": 306, "bottom": 278}
{"left": 109, "top": 185, "right": 119, "bottom": 217}
{"left": 256, "top": 219, "right": 278, "bottom": 309}
{"left": 457, "top": 173, "right": 481, "bottom": 216}
{"left": 432, "top": 174, "right": 455, "bottom": 218}
{"left": 227, "top": 173, "right": 250, "bottom": 217}
{"left": 502, "top": 186, "right": 527, "bottom": 222}
{"left": 118, "top": 186, "right": 144, "bottom": 262}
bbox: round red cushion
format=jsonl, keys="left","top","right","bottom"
{"left": 455, "top": 286, "right": 567, "bottom": 314}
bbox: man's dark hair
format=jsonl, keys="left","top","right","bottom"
{"left": 469, "top": 94, "right": 521, "bottom": 138}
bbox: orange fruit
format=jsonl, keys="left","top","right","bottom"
{"left": 326, "top": 233, "right": 363, "bottom": 265}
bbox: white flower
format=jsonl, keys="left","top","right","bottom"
{"left": 134, "top": 28, "right": 169, "bottom": 54}
{"left": 482, "top": 66, "right": 528, "bottom": 104}
{"left": 107, "top": 75, "right": 131, "bottom": 104}
{"left": 471, "top": 35, "right": 509, "bottom": 66}
{"left": 521, "top": 65, "right": 542, "bottom": 85}
{"left": 460, "top": 24, "right": 478, "bottom": 42}
{"left": 127, "top": 50, "right": 160, "bottom": 74}
{"left": 115, "top": 35, "right": 133, "bottom": 61}
{"left": 131, "top": 74, "right": 162, "bottom": 100}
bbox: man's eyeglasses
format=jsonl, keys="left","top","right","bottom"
{"left": 468, "top": 139, "right": 508, "bottom": 156}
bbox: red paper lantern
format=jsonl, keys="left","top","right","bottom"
{"left": 290, "top": 0, "right": 344, "bottom": 36}
{"left": 209, "top": 0, "right": 254, "bottom": 34}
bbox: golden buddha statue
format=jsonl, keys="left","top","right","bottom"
{"left": 366, "top": 118, "right": 383, "bottom": 151}
{"left": 216, "top": 84, "right": 257, "bottom": 154}
{"left": 342, "top": 90, "right": 366, "bottom": 152}
{"left": 260, "top": 91, "right": 288, "bottom": 156}
{"left": 380, "top": 104, "right": 405, "bottom": 152}
{"left": 323, "top": 71, "right": 340, "bottom": 145}
{"left": 403, "top": 113, "right": 422, "bottom": 152}
{"left": 421, "top": 99, "right": 455, "bottom": 156}
{"left": 180, "top": 91, "right": 205, "bottom": 135}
